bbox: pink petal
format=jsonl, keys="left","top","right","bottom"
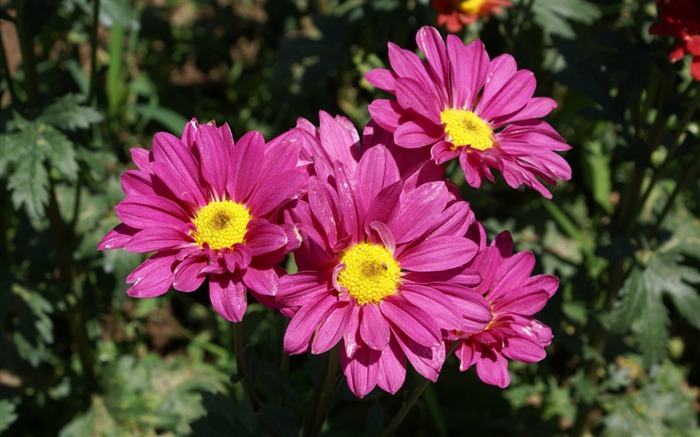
{"left": 115, "top": 195, "right": 189, "bottom": 230}
{"left": 398, "top": 236, "right": 478, "bottom": 272}
{"left": 172, "top": 255, "right": 208, "bottom": 292}
{"left": 121, "top": 170, "right": 153, "bottom": 196}
{"left": 376, "top": 340, "right": 406, "bottom": 394}
{"left": 478, "top": 69, "right": 536, "bottom": 121}
{"left": 365, "top": 68, "right": 397, "bottom": 92}
{"left": 360, "top": 304, "right": 391, "bottom": 350}
{"left": 318, "top": 111, "right": 359, "bottom": 170}
{"left": 356, "top": 145, "right": 401, "bottom": 207}
{"left": 124, "top": 227, "right": 192, "bottom": 253}
{"left": 491, "top": 97, "right": 557, "bottom": 127}
{"left": 311, "top": 301, "right": 352, "bottom": 354}
{"left": 475, "top": 351, "right": 510, "bottom": 388}
{"left": 380, "top": 296, "right": 441, "bottom": 347}
{"left": 395, "top": 78, "right": 441, "bottom": 124}
{"left": 151, "top": 132, "right": 206, "bottom": 206}
{"left": 447, "top": 36, "right": 489, "bottom": 109}
{"left": 391, "top": 181, "right": 449, "bottom": 244}
{"left": 242, "top": 264, "right": 279, "bottom": 296}
{"left": 130, "top": 147, "right": 152, "bottom": 171}
{"left": 227, "top": 131, "right": 266, "bottom": 202}
{"left": 455, "top": 341, "right": 479, "bottom": 371}
{"left": 394, "top": 120, "right": 443, "bottom": 149}
{"left": 424, "top": 200, "right": 474, "bottom": 239}
{"left": 247, "top": 169, "right": 306, "bottom": 217}
{"left": 503, "top": 334, "right": 547, "bottom": 363}
{"left": 400, "top": 283, "right": 463, "bottom": 331}
{"left": 340, "top": 345, "right": 380, "bottom": 398}
{"left": 416, "top": 26, "right": 449, "bottom": 92}
{"left": 245, "top": 220, "right": 288, "bottom": 256}
{"left": 363, "top": 181, "right": 403, "bottom": 232}
{"left": 196, "top": 124, "right": 230, "bottom": 196}
{"left": 391, "top": 328, "right": 443, "bottom": 381}
{"left": 284, "top": 294, "right": 338, "bottom": 354}
{"left": 275, "top": 271, "right": 331, "bottom": 307}
{"left": 478, "top": 54, "right": 517, "bottom": 115}
{"left": 98, "top": 223, "right": 138, "bottom": 250}
{"left": 342, "top": 305, "right": 362, "bottom": 359}
{"left": 367, "top": 99, "right": 403, "bottom": 132}
{"left": 209, "top": 272, "right": 247, "bottom": 322}
{"left": 125, "top": 251, "right": 177, "bottom": 298}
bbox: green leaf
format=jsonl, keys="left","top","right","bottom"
{"left": 532, "top": 0, "right": 602, "bottom": 39}
{"left": 1, "top": 117, "right": 79, "bottom": 222}
{"left": 608, "top": 252, "right": 700, "bottom": 367}
{"left": 0, "top": 400, "right": 18, "bottom": 433}
{"left": 582, "top": 139, "right": 613, "bottom": 214}
{"left": 37, "top": 94, "right": 103, "bottom": 130}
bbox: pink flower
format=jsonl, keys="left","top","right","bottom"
{"left": 366, "top": 26, "right": 572, "bottom": 198}
{"left": 275, "top": 145, "right": 492, "bottom": 398}
{"left": 98, "top": 119, "right": 306, "bottom": 322}
{"left": 446, "top": 232, "right": 558, "bottom": 388}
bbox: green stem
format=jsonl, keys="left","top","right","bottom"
{"left": 15, "top": 0, "right": 40, "bottom": 109}
{"left": 232, "top": 321, "right": 261, "bottom": 412}
{"left": 87, "top": 0, "right": 101, "bottom": 106}
{"left": 380, "top": 377, "right": 431, "bottom": 437}
{"left": 304, "top": 349, "right": 339, "bottom": 437}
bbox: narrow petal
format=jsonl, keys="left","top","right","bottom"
{"left": 376, "top": 340, "right": 407, "bottom": 394}
{"left": 398, "top": 236, "right": 478, "bottom": 271}
{"left": 400, "top": 283, "right": 463, "bottom": 331}
{"left": 284, "top": 294, "right": 338, "bottom": 354}
{"left": 98, "top": 223, "right": 138, "bottom": 250}
{"left": 478, "top": 69, "right": 536, "bottom": 121}
{"left": 417, "top": 26, "right": 449, "bottom": 91}
{"left": 380, "top": 296, "right": 441, "bottom": 347}
{"left": 151, "top": 132, "right": 206, "bottom": 206}
{"left": 360, "top": 304, "right": 391, "bottom": 350}
{"left": 395, "top": 78, "right": 441, "bottom": 124}
{"left": 125, "top": 251, "right": 177, "bottom": 298}
{"left": 245, "top": 220, "right": 288, "bottom": 256}
{"left": 196, "top": 124, "right": 230, "bottom": 196}
{"left": 365, "top": 68, "right": 397, "bottom": 92}
{"left": 447, "top": 36, "right": 489, "bottom": 109}
{"left": 391, "top": 181, "right": 449, "bottom": 244}
{"left": 455, "top": 341, "right": 479, "bottom": 371}
{"left": 121, "top": 170, "right": 153, "bottom": 196}
{"left": 340, "top": 345, "right": 380, "bottom": 398}
{"left": 475, "top": 351, "right": 510, "bottom": 388}
{"left": 355, "top": 145, "right": 401, "bottom": 206}
{"left": 311, "top": 301, "right": 352, "bottom": 354}
{"left": 242, "top": 264, "right": 279, "bottom": 296}
{"left": 363, "top": 181, "right": 403, "bottom": 233}
{"left": 394, "top": 120, "right": 443, "bottom": 148}
{"left": 275, "top": 271, "right": 331, "bottom": 307}
{"left": 124, "top": 227, "right": 191, "bottom": 253}
{"left": 368, "top": 99, "right": 403, "bottom": 132}
{"left": 228, "top": 131, "right": 266, "bottom": 202}
{"left": 247, "top": 169, "right": 306, "bottom": 217}
{"left": 172, "top": 255, "right": 208, "bottom": 292}
{"left": 503, "top": 335, "right": 547, "bottom": 363}
{"left": 209, "top": 272, "right": 247, "bottom": 322}
{"left": 115, "top": 195, "right": 189, "bottom": 230}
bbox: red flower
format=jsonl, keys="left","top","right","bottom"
{"left": 650, "top": 0, "right": 700, "bottom": 80}
{"left": 430, "top": 0, "right": 512, "bottom": 33}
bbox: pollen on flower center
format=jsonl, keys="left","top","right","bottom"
{"left": 440, "top": 109, "right": 494, "bottom": 151}
{"left": 192, "top": 200, "right": 250, "bottom": 250}
{"left": 337, "top": 243, "right": 401, "bottom": 305}
{"left": 457, "top": 0, "right": 485, "bottom": 14}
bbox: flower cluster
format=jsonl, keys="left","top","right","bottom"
{"left": 650, "top": 0, "right": 700, "bottom": 81}
{"left": 100, "top": 26, "right": 569, "bottom": 398}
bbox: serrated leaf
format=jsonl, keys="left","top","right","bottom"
{"left": 38, "top": 94, "right": 103, "bottom": 130}
{"left": 532, "top": 0, "right": 602, "bottom": 39}
{"left": 608, "top": 251, "right": 700, "bottom": 367}
{"left": 2, "top": 119, "right": 79, "bottom": 222}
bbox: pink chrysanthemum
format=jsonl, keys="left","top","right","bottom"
{"left": 275, "top": 145, "right": 492, "bottom": 398}
{"left": 98, "top": 119, "right": 306, "bottom": 322}
{"left": 366, "top": 26, "right": 572, "bottom": 198}
{"left": 430, "top": 0, "right": 513, "bottom": 33}
{"left": 446, "top": 232, "right": 558, "bottom": 388}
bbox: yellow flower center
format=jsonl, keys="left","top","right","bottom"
{"left": 192, "top": 200, "right": 251, "bottom": 250}
{"left": 440, "top": 109, "right": 494, "bottom": 151}
{"left": 337, "top": 243, "right": 401, "bottom": 305}
{"left": 457, "top": 0, "right": 485, "bottom": 14}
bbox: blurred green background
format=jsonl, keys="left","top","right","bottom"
{"left": 1, "top": 0, "right": 699, "bottom": 435}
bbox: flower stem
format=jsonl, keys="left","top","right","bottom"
{"left": 380, "top": 376, "right": 431, "bottom": 437}
{"left": 232, "top": 321, "right": 261, "bottom": 412}
{"left": 304, "top": 349, "right": 339, "bottom": 437}
{"left": 15, "top": 0, "right": 39, "bottom": 109}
